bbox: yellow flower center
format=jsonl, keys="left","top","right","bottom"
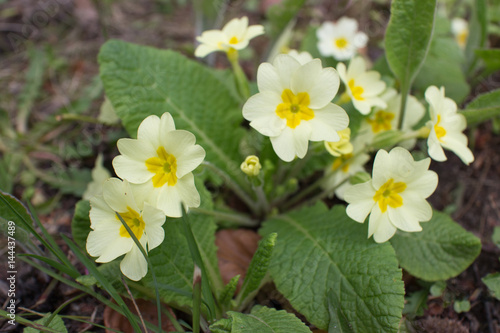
{"left": 348, "top": 79, "right": 364, "bottom": 101}
{"left": 332, "top": 153, "right": 353, "bottom": 173}
{"left": 118, "top": 207, "right": 146, "bottom": 239}
{"left": 335, "top": 37, "right": 348, "bottom": 49}
{"left": 373, "top": 178, "right": 406, "bottom": 213}
{"left": 457, "top": 31, "right": 468, "bottom": 47}
{"left": 275, "top": 89, "right": 315, "bottom": 129}
{"left": 229, "top": 36, "right": 239, "bottom": 44}
{"left": 367, "top": 111, "right": 395, "bottom": 133}
{"left": 145, "top": 146, "right": 178, "bottom": 188}
{"left": 434, "top": 115, "right": 446, "bottom": 142}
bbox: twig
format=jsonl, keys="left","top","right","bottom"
{"left": 121, "top": 276, "right": 147, "bottom": 333}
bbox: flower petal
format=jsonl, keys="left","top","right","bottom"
{"left": 120, "top": 239, "right": 148, "bottom": 281}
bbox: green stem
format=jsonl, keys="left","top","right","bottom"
{"left": 228, "top": 50, "right": 250, "bottom": 101}
{"left": 397, "top": 83, "right": 410, "bottom": 130}
{"left": 254, "top": 184, "right": 270, "bottom": 215}
{"left": 201, "top": 162, "right": 259, "bottom": 214}
{"left": 191, "top": 207, "right": 258, "bottom": 227}
{"left": 278, "top": 176, "right": 324, "bottom": 211}
{"left": 192, "top": 266, "right": 202, "bottom": 333}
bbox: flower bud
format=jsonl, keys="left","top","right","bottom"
{"left": 241, "top": 155, "right": 262, "bottom": 177}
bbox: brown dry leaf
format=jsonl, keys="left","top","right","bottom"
{"left": 216, "top": 229, "right": 261, "bottom": 291}
{"left": 103, "top": 298, "right": 176, "bottom": 333}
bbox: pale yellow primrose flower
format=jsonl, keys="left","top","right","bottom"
{"left": 286, "top": 49, "right": 314, "bottom": 65}
{"left": 316, "top": 17, "right": 368, "bottom": 61}
{"left": 112, "top": 113, "right": 206, "bottom": 217}
{"left": 243, "top": 54, "right": 349, "bottom": 162}
{"left": 345, "top": 147, "right": 438, "bottom": 243}
{"left": 194, "top": 16, "right": 264, "bottom": 58}
{"left": 241, "top": 155, "right": 262, "bottom": 176}
{"left": 451, "top": 18, "right": 468, "bottom": 49}
{"left": 323, "top": 144, "right": 370, "bottom": 200}
{"left": 425, "top": 86, "right": 474, "bottom": 165}
{"left": 357, "top": 88, "right": 425, "bottom": 149}
{"left": 337, "top": 57, "right": 387, "bottom": 115}
{"left": 324, "top": 128, "right": 353, "bottom": 157}
{"left": 87, "top": 178, "right": 166, "bottom": 281}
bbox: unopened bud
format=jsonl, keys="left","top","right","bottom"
{"left": 241, "top": 155, "right": 262, "bottom": 177}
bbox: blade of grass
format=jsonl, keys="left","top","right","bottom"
{"left": 61, "top": 235, "right": 143, "bottom": 333}
{"left": 116, "top": 212, "right": 162, "bottom": 333}
{"left": 180, "top": 206, "right": 217, "bottom": 321}
{"left": 29, "top": 202, "right": 78, "bottom": 274}
{"left": 19, "top": 254, "right": 79, "bottom": 279}
{"left": 19, "top": 256, "right": 161, "bottom": 332}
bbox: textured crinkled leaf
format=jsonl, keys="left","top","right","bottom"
{"left": 217, "top": 305, "right": 312, "bottom": 333}
{"left": 260, "top": 203, "right": 404, "bottom": 331}
{"left": 482, "top": 273, "right": 500, "bottom": 300}
{"left": 385, "top": 0, "right": 437, "bottom": 89}
{"left": 414, "top": 37, "right": 469, "bottom": 103}
{"left": 71, "top": 200, "right": 91, "bottom": 250}
{"left": 460, "top": 89, "right": 500, "bottom": 126}
{"left": 236, "top": 233, "right": 277, "bottom": 307}
{"left": 390, "top": 210, "right": 481, "bottom": 281}
{"left": 98, "top": 40, "right": 245, "bottom": 184}
{"left": 328, "top": 289, "right": 354, "bottom": 333}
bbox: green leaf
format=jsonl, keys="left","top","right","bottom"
{"left": 328, "top": 289, "right": 354, "bottom": 333}
{"left": 453, "top": 299, "right": 471, "bottom": 313}
{"left": 464, "top": 0, "right": 488, "bottom": 73}
{"left": 24, "top": 313, "right": 67, "bottom": 333}
{"left": 235, "top": 233, "right": 277, "bottom": 309}
{"left": 219, "top": 275, "right": 240, "bottom": 311}
{"left": 483, "top": 273, "right": 500, "bottom": 300}
{"left": 390, "top": 210, "right": 481, "bottom": 281}
{"left": 385, "top": 0, "right": 437, "bottom": 94}
{"left": 402, "top": 290, "right": 428, "bottom": 319}
{"left": 212, "top": 305, "right": 312, "bottom": 333}
{"left": 429, "top": 280, "right": 446, "bottom": 296}
{"left": 98, "top": 40, "right": 246, "bottom": 186}
{"left": 460, "top": 89, "right": 500, "bottom": 126}
{"left": 0, "top": 190, "right": 35, "bottom": 228}
{"left": 71, "top": 200, "right": 91, "bottom": 250}
{"left": 475, "top": 49, "right": 500, "bottom": 73}
{"left": 413, "top": 37, "right": 469, "bottom": 103}
{"left": 141, "top": 183, "right": 221, "bottom": 309}
{"left": 260, "top": 203, "right": 404, "bottom": 331}
{"left": 492, "top": 226, "right": 500, "bottom": 249}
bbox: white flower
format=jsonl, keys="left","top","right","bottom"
{"left": 112, "top": 113, "right": 206, "bottom": 217}
{"left": 425, "top": 86, "right": 474, "bottom": 165}
{"left": 194, "top": 16, "right": 264, "bottom": 58}
{"left": 241, "top": 155, "right": 262, "bottom": 176}
{"left": 242, "top": 54, "right": 349, "bottom": 162}
{"left": 357, "top": 88, "right": 425, "bottom": 149}
{"left": 286, "top": 49, "right": 314, "bottom": 65}
{"left": 316, "top": 17, "right": 368, "bottom": 61}
{"left": 337, "top": 57, "right": 386, "bottom": 115}
{"left": 87, "top": 178, "right": 166, "bottom": 281}
{"left": 323, "top": 147, "right": 370, "bottom": 200}
{"left": 83, "top": 154, "right": 111, "bottom": 201}
{"left": 451, "top": 18, "right": 468, "bottom": 49}
{"left": 344, "top": 147, "right": 438, "bottom": 243}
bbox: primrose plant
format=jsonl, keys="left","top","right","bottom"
{"left": 5, "top": 1, "right": 498, "bottom": 332}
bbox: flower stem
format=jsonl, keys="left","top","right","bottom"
{"left": 228, "top": 50, "right": 250, "bottom": 100}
